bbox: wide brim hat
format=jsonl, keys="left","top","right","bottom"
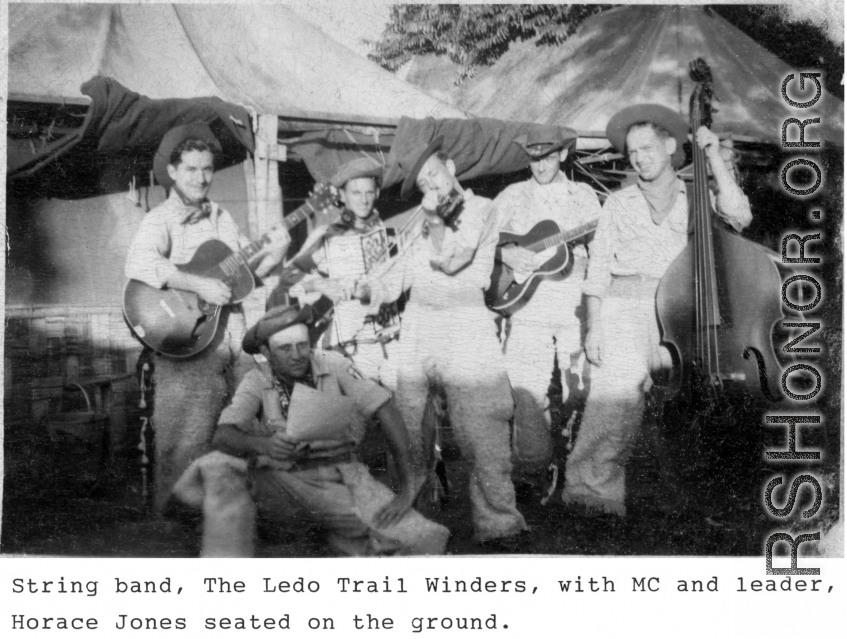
{"left": 330, "top": 157, "right": 384, "bottom": 188}
{"left": 242, "top": 304, "right": 314, "bottom": 355}
{"left": 514, "top": 126, "right": 578, "bottom": 159}
{"left": 153, "top": 122, "right": 222, "bottom": 189}
{"left": 399, "top": 135, "right": 444, "bottom": 200}
{"left": 606, "top": 104, "right": 689, "bottom": 169}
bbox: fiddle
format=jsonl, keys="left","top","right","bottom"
{"left": 432, "top": 188, "right": 464, "bottom": 230}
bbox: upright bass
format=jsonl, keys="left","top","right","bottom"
{"left": 654, "top": 60, "right": 790, "bottom": 515}
{"left": 656, "top": 59, "right": 785, "bottom": 406}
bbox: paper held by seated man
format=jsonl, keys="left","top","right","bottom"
{"left": 285, "top": 383, "right": 357, "bottom": 442}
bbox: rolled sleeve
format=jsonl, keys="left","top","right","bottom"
{"left": 582, "top": 197, "right": 617, "bottom": 299}
{"left": 713, "top": 189, "right": 753, "bottom": 232}
{"left": 125, "top": 212, "right": 177, "bottom": 288}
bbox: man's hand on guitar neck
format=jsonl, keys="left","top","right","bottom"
{"left": 500, "top": 245, "right": 546, "bottom": 274}
{"left": 167, "top": 271, "right": 232, "bottom": 306}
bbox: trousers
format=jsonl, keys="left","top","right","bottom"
{"left": 392, "top": 303, "right": 526, "bottom": 542}
{"left": 151, "top": 310, "right": 253, "bottom": 514}
{"left": 173, "top": 451, "right": 450, "bottom": 557}
{"left": 337, "top": 339, "right": 398, "bottom": 390}
{"left": 504, "top": 265, "right": 586, "bottom": 471}
{"left": 562, "top": 277, "right": 664, "bottom": 516}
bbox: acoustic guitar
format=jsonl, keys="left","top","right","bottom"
{"left": 123, "top": 184, "right": 338, "bottom": 358}
{"left": 485, "top": 218, "right": 598, "bottom": 316}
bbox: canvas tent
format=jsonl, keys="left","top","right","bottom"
{"left": 8, "top": 3, "right": 569, "bottom": 201}
{"left": 5, "top": 3, "right": 473, "bottom": 422}
{"left": 5, "top": 3, "right": 567, "bottom": 426}
{"left": 6, "top": 3, "right": 478, "bottom": 302}
{"left": 8, "top": 3, "right": 466, "bottom": 125}
{"left": 405, "top": 5, "right": 844, "bottom": 147}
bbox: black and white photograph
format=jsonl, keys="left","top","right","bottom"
{"left": 2, "top": 0, "right": 843, "bottom": 587}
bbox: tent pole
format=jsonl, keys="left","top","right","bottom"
{"left": 260, "top": 114, "right": 283, "bottom": 229}
{"left": 252, "top": 114, "right": 284, "bottom": 310}
{"left": 243, "top": 158, "right": 258, "bottom": 238}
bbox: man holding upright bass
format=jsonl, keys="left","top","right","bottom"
{"left": 562, "top": 104, "right": 752, "bottom": 518}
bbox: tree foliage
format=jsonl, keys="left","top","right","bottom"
{"left": 366, "top": 5, "right": 609, "bottom": 84}
{"left": 368, "top": 4, "right": 842, "bottom": 98}
{"left": 712, "top": 5, "right": 843, "bottom": 99}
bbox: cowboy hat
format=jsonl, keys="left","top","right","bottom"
{"left": 242, "top": 304, "right": 315, "bottom": 355}
{"left": 606, "top": 104, "right": 689, "bottom": 169}
{"left": 514, "top": 126, "right": 578, "bottom": 159}
{"left": 330, "top": 157, "right": 384, "bottom": 188}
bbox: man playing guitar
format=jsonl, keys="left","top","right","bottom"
{"left": 125, "top": 122, "right": 288, "bottom": 514}
{"left": 491, "top": 127, "right": 602, "bottom": 485}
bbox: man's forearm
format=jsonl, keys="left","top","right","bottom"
{"left": 585, "top": 295, "right": 603, "bottom": 328}
{"left": 709, "top": 151, "right": 752, "bottom": 230}
{"left": 435, "top": 246, "right": 475, "bottom": 274}
{"left": 213, "top": 423, "right": 270, "bottom": 459}
{"left": 165, "top": 270, "right": 208, "bottom": 293}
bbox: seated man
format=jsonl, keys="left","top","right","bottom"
{"left": 172, "top": 304, "right": 449, "bottom": 557}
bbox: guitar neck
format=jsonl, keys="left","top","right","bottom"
{"left": 529, "top": 219, "right": 599, "bottom": 252}
{"left": 219, "top": 201, "right": 318, "bottom": 272}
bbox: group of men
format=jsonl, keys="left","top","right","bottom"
{"left": 125, "top": 101, "right": 752, "bottom": 556}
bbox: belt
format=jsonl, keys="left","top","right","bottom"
{"left": 290, "top": 451, "right": 355, "bottom": 472}
{"left": 611, "top": 273, "right": 659, "bottom": 281}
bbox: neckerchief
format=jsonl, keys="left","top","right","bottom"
{"left": 271, "top": 368, "right": 317, "bottom": 420}
{"left": 173, "top": 186, "right": 213, "bottom": 225}
{"left": 637, "top": 171, "right": 680, "bottom": 225}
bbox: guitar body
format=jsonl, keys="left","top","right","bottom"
{"left": 122, "top": 183, "right": 344, "bottom": 358}
{"left": 485, "top": 220, "right": 574, "bottom": 316}
{"left": 180, "top": 239, "right": 256, "bottom": 303}
{"left": 123, "top": 240, "right": 255, "bottom": 359}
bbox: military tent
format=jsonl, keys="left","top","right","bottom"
{"left": 4, "top": 2, "right": 474, "bottom": 424}
{"left": 405, "top": 5, "right": 844, "bottom": 146}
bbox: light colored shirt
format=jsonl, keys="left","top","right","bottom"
{"left": 219, "top": 350, "right": 390, "bottom": 444}
{"left": 493, "top": 172, "right": 602, "bottom": 259}
{"left": 371, "top": 189, "right": 498, "bottom": 308}
{"left": 583, "top": 179, "right": 752, "bottom": 299}
{"left": 125, "top": 190, "right": 244, "bottom": 288}
{"left": 307, "top": 223, "right": 393, "bottom": 345}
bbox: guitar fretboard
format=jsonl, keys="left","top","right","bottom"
{"left": 527, "top": 219, "right": 599, "bottom": 253}
{"left": 218, "top": 199, "right": 325, "bottom": 278}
